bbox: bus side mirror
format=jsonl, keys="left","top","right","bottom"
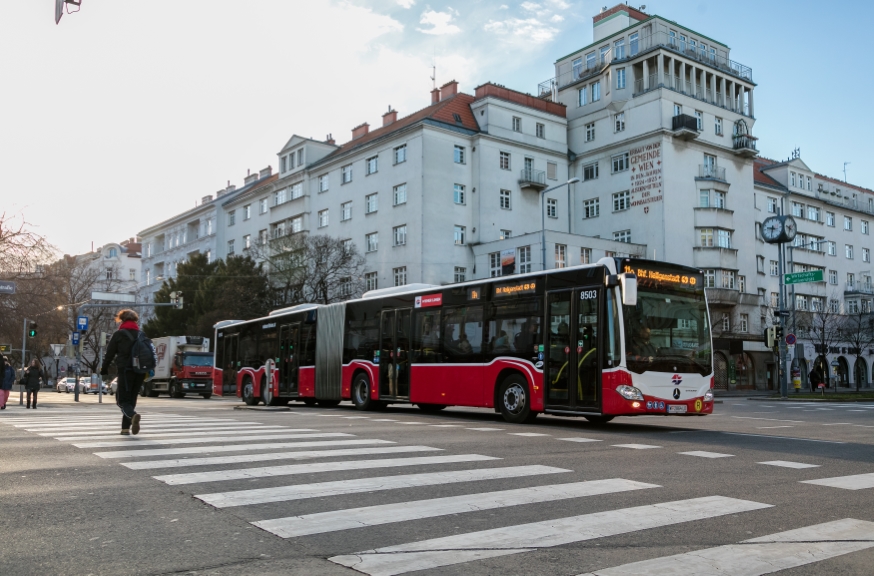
{"left": 620, "top": 273, "right": 637, "bottom": 306}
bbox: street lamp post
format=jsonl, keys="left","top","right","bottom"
{"left": 540, "top": 177, "right": 581, "bottom": 271}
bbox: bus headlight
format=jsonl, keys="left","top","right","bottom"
{"left": 704, "top": 391, "right": 714, "bottom": 402}
{"left": 616, "top": 385, "right": 644, "bottom": 401}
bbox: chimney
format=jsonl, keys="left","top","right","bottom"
{"left": 326, "top": 133, "right": 335, "bottom": 145}
{"left": 352, "top": 122, "right": 370, "bottom": 140}
{"left": 440, "top": 80, "right": 458, "bottom": 99}
{"left": 431, "top": 88, "right": 441, "bottom": 104}
{"left": 244, "top": 169, "right": 258, "bottom": 185}
{"left": 202, "top": 194, "right": 213, "bottom": 205}
{"left": 259, "top": 166, "right": 272, "bottom": 179}
{"left": 382, "top": 106, "right": 398, "bottom": 127}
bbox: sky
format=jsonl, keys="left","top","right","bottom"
{"left": 2, "top": 0, "right": 872, "bottom": 257}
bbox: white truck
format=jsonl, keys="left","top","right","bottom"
{"left": 141, "top": 336, "right": 213, "bottom": 399}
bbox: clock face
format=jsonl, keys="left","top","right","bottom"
{"left": 783, "top": 216, "right": 797, "bottom": 241}
{"left": 762, "top": 217, "right": 784, "bottom": 242}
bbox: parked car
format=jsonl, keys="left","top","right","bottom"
{"left": 85, "top": 377, "right": 108, "bottom": 394}
{"left": 108, "top": 377, "right": 118, "bottom": 395}
{"left": 56, "top": 377, "right": 87, "bottom": 394}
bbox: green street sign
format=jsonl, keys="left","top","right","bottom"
{"left": 784, "top": 270, "right": 824, "bottom": 285}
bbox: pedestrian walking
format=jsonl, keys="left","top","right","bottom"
{"left": 21, "top": 359, "right": 43, "bottom": 409}
{"left": 100, "top": 309, "right": 146, "bottom": 435}
{"left": 1, "top": 356, "right": 15, "bottom": 409}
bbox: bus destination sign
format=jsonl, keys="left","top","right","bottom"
{"left": 623, "top": 264, "right": 701, "bottom": 290}
{"left": 414, "top": 293, "right": 443, "bottom": 308}
{"left": 494, "top": 280, "right": 537, "bottom": 298}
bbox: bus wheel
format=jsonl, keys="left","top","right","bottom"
{"left": 584, "top": 415, "right": 614, "bottom": 425}
{"left": 242, "top": 378, "right": 258, "bottom": 406}
{"left": 352, "top": 374, "right": 376, "bottom": 411}
{"left": 318, "top": 399, "right": 341, "bottom": 407}
{"left": 499, "top": 375, "right": 536, "bottom": 424}
{"left": 417, "top": 404, "right": 447, "bottom": 413}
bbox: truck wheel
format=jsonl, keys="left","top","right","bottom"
{"left": 351, "top": 373, "right": 377, "bottom": 411}
{"left": 499, "top": 374, "right": 537, "bottom": 424}
{"left": 242, "top": 377, "right": 258, "bottom": 406}
{"left": 146, "top": 383, "right": 159, "bottom": 398}
{"left": 201, "top": 393, "right": 212, "bottom": 399}
{"left": 169, "top": 381, "right": 185, "bottom": 399}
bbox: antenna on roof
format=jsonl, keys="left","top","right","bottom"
{"left": 844, "top": 162, "right": 851, "bottom": 183}
{"left": 430, "top": 63, "right": 436, "bottom": 90}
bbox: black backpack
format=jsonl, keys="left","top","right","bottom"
{"left": 124, "top": 330, "right": 157, "bottom": 374}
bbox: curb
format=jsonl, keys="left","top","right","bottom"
{"left": 747, "top": 396, "right": 874, "bottom": 403}
{"left": 233, "top": 405, "right": 291, "bottom": 411}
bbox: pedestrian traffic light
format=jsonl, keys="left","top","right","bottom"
{"left": 27, "top": 323, "right": 37, "bottom": 338}
{"left": 764, "top": 326, "right": 776, "bottom": 348}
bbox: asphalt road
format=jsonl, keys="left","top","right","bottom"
{"left": 2, "top": 391, "right": 874, "bottom": 575}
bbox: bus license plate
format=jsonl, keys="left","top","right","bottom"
{"left": 668, "top": 405, "right": 687, "bottom": 414}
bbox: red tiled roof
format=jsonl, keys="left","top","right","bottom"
{"left": 593, "top": 3, "right": 649, "bottom": 24}
{"left": 814, "top": 172, "right": 874, "bottom": 197}
{"left": 474, "top": 83, "right": 566, "bottom": 118}
{"left": 753, "top": 157, "right": 785, "bottom": 189}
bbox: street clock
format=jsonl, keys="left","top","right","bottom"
{"left": 762, "top": 215, "right": 797, "bottom": 244}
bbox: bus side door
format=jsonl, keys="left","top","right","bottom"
{"left": 545, "top": 287, "right": 601, "bottom": 411}
{"left": 223, "top": 334, "right": 239, "bottom": 396}
{"left": 379, "top": 309, "right": 412, "bottom": 399}
{"left": 278, "top": 323, "right": 300, "bottom": 396}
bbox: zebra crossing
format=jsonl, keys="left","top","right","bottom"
{"left": 2, "top": 410, "right": 874, "bottom": 575}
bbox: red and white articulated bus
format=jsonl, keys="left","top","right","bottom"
{"left": 213, "top": 257, "right": 714, "bottom": 423}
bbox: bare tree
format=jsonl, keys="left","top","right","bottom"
{"left": 841, "top": 308, "right": 874, "bottom": 391}
{"left": 797, "top": 296, "right": 844, "bottom": 388}
{"left": 0, "top": 211, "right": 56, "bottom": 278}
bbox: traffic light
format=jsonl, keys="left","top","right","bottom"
{"left": 170, "top": 291, "right": 184, "bottom": 309}
{"left": 775, "top": 326, "right": 784, "bottom": 342}
{"left": 27, "top": 323, "right": 37, "bottom": 338}
{"left": 764, "top": 326, "right": 776, "bottom": 348}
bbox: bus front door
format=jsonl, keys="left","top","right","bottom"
{"left": 278, "top": 323, "right": 300, "bottom": 396}
{"left": 379, "top": 309, "right": 412, "bottom": 399}
{"left": 545, "top": 288, "right": 601, "bottom": 412}
{"left": 223, "top": 334, "right": 239, "bottom": 396}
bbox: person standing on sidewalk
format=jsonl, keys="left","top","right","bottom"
{"left": 1, "top": 356, "right": 15, "bottom": 409}
{"left": 21, "top": 359, "right": 43, "bottom": 409}
{"left": 100, "top": 309, "right": 144, "bottom": 435}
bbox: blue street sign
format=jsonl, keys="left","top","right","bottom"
{"left": 77, "top": 316, "right": 89, "bottom": 331}
{"left": 72, "top": 332, "right": 80, "bottom": 345}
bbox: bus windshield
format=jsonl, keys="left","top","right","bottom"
{"left": 182, "top": 354, "right": 213, "bottom": 367}
{"left": 621, "top": 265, "right": 712, "bottom": 376}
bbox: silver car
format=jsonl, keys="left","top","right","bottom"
{"left": 56, "top": 377, "right": 87, "bottom": 393}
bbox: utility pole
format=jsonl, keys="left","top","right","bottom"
{"left": 19, "top": 318, "right": 27, "bottom": 406}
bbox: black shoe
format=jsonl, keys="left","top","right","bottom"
{"left": 131, "top": 413, "right": 141, "bottom": 435}
{"left": 26, "top": 405, "right": 30, "bottom": 409}
{"left": 33, "top": 406, "right": 37, "bottom": 409}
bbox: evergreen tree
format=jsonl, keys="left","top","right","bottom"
{"left": 144, "top": 252, "right": 218, "bottom": 338}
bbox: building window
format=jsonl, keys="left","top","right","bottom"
{"left": 844, "top": 216, "right": 853, "bottom": 231}
{"left": 700, "top": 228, "right": 714, "bottom": 247}
{"left": 297, "top": 149, "right": 303, "bottom": 166}
{"left": 342, "top": 164, "right": 353, "bottom": 184}
{"left": 547, "top": 162, "right": 557, "bottom": 180}
{"left": 580, "top": 247, "right": 592, "bottom": 264}
{"left": 392, "top": 266, "right": 407, "bottom": 287}
{"left": 592, "top": 81, "right": 601, "bottom": 102}
{"left": 243, "top": 234, "right": 251, "bottom": 250}
{"left": 847, "top": 299, "right": 860, "bottom": 314}
{"left": 393, "top": 225, "right": 407, "bottom": 246}
{"left": 454, "top": 267, "right": 466, "bottom": 283}
{"left": 807, "top": 206, "right": 821, "bottom": 221}
{"left": 555, "top": 244, "right": 567, "bottom": 269}
{"left": 756, "top": 256, "right": 765, "bottom": 273}
{"left": 694, "top": 110, "right": 703, "bottom": 130}
{"left": 769, "top": 292, "right": 778, "bottom": 307}
{"left": 453, "top": 145, "right": 466, "bottom": 164}
{"left": 614, "top": 230, "right": 631, "bottom": 243}
{"left": 846, "top": 244, "right": 854, "bottom": 259}
{"left": 258, "top": 229, "right": 268, "bottom": 246}
{"left": 770, "top": 260, "right": 778, "bottom": 276}
{"left": 722, "top": 270, "right": 736, "bottom": 289}
{"left": 864, "top": 248, "right": 871, "bottom": 263}
{"left": 547, "top": 198, "right": 557, "bottom": 218}
{"left": 703, "top": 269, "right": 715, "bottom": 288}
{"left": 259, "top": 198, "right": 268, "bottom": 214}
{"left": 500, "top": 229, "right": 511, "bottom": 240}
{"left": 499, "top": 151, "right": 510, "bottom": 170}
{"left": 827, "top": 241, "right": 836, "bottom": 256}
{"left": 829, "top": 299, "right": 840, "bottom": 313}
{"left": 486, "top": 252, "right": 501, "bottom": 277}
{"left": 271, "top": 221, "right": 286, "bottom": 239}
{"left": 536, "top": 123, "right": 545, "bottom": 138}
{"left": 717, "top": 229, "right": 732, "bottom": 248}
{"left": 791, "top": 172, "right": 797, "bottom": 187}
{"left": 613, "top": 190, "right": 630, "bottom": 211}
{"left": 715, "top": 117, "right": 723, "bottom": 136}
{"left": 365, "top": 232, "right": 378, "bottom": 252}
{"left": 583, "top": 162, "right": 599, "bottom": 180}
{"left": 227, "top": 239, "right": 235, "bottom": 255}
{"left": 738, "top": 275, "right": 746, "bottom": 292}
{"left": 291, "top": 216, "right": 303, "bottom": 234}
{"left": 341, "top": 201, "right": 352, "bottom": 221}
{"left": 394, "top": 145, "right": 407, "bottom": 164}
{"left": 579, "top": 87, "right": 588, "bottom": 106}
{"left": 584, "top": 198, "right": 599, "bottom": 218}
{"left": 863, "top": 220, "right": 870, "bottom": 235}
{"left": 290, "top": 182, "right": 304, "bottom": 200}
{"left": 393, "top": 183, "right": 407, "bottom": 206}
{"left": 500, "top": 189, "right": 511, "bottom": 209}
{"left": 228, "top": 210, "right": 236, "bottom": 226}
{"left": 614, "top": 112, "right": 625, "bottom": 132}
{"left": 450, "top": 183, "right": 465, "bottom": 205}
{"left": 812, "top": 297, "right": 824, "bottom": 312}
{"left": 614, "top": 37, "right": 626, "bottom": 59}
{"left": 518, "top": 246, "right": 532, "bottom": 273}
{"left": 611, "top": 152, "right": 629, "bottom": 173}
{"left": 739, "top": 314, "right": 749, "bottom": 333}
{"left": 585, "top": 122, "right": 595, "bottom": 142}
{"left": 364, "top": 272, "right": 378, "bottom": 291}
{"left": 242, "top": 205, "right": 251, "bottom": 220}
{"left": 767, "top": 197, "right": 777, "bottom": 213}
{"left": 829, "top": 269, "right": 838, "bottom": 284}
{"left": 616, "top": 67, "right": 626, "bottom": 89}
{"left": 454, "top": 225, "right": 465, "bottom": 245}
{"left": 826, "top": 212, "right": 835, "bottom": 226}
{"left": 318, "top": 209, "right": 329, "bottom": 228}
{"left": 807, "top": 176, "right": 812, "bottom": 191}
{"left": 318, "top": 174, "right": 329, "bottom": 193}
{"left": 365, "top": 193, "right": 378, "bottom": 214}
{"left": 512, "top": 116, "right": 522, "bottom": 132}
{"left": 630, "top": 32, "right": 639, "bottom": 55}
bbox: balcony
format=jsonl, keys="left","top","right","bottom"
{"left": 671, "top": 114, "right": 699, "bottom": 140}
{"left": 698, "top": 164, "right": 726, "bottom": 181}
{"left": 519, "top": 168, "right": 547, "bottom": 191}
{"left": 732, "top": 134, "right": 758, "bottom": 158}
{"left": 705, "top": 287, "right": 740, "bottom": 306}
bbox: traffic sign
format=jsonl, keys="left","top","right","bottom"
{"left": 50, "top": 344, "right": 65, "bottom": 358}
{"left": 0, "top": 344, "right": 10, "bottom": 353}
{"left": 77, "top": 316, "right": 89, "bottom": 331}
{"left": 786, "top": 333, "right": 797, "bottom": 345}
{"left": 71, "top": 332, "right": 80, "bottom": 345}
{"left": 784, "top": 270, "right": 824, "bottom": 285}
{"left": 0, "top": 280, "right": 16, "bottom": 295}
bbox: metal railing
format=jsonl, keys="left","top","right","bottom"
{"left": 519, "top": 168, "right": 546, "bottom": 186}
{"left": 699, "top": 164, "right": 726, "bottom": 180}
{"left": 733, "top": 134, "right": 758, "bottom": 151}
{"left": 672, "top": 114, "right": 699, "bottom": 132}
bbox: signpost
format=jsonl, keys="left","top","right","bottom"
{"left": 71, "top": 332, "right": 80, "bottom": 346}
{"left": 77, "top": 316, "right": 89, "bottom": 332}
{"left": 0, "top": 280, "right": 16, "bottom": 295}
{"left": 784, "top": 270, "right": 824, "bottom": 285}
{"left": 0, "top": 344, "right": 10, "bottom": 353}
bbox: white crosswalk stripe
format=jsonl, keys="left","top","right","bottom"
{"left": 254, "top": 478, "right": 659, "bottom": 538}
{"left": 55, "top": 427, "right": 291, "bottom": 441}
{"left": 759, "top": 460, "right": 819, "bottom": 469}
{"left": 196, "top": 465, "right": 570, "bottom": 508}
{"left": 154, "top": 454, "right": 500, "bottom": 485}
{"left": 42, "top": 423, "right": 277, "bottom": 437}
{"left": 328, "top": 496, "right": 772, "bottom": 575}
{"left": 93, "top": 438, "right": 394, "bottom": 459}
{"left": 577, "top": 518, "right": 874, "bottom": 576}
{"left": 558, "top": 437, "right": 602, "bottom": 443}
{"left": 72, "top": 431, "right": 333, "bottom": 448}
{"left": 11, "top": 417, "right": 221, "bottom": 429}
{"left": 679, "top": 451, "right": 734, "bottom": 458}
{"left": 801, "top": 472, "right": 874, "bottom": 490}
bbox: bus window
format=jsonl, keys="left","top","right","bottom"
{"left": 485, "top": 300, "right": 540, "bottom": 361}
{"left": 343, "top": 303, "right": 380, "bottom": 364}
{"left": 442, "top": 306, "right": 484, "bottom": 362}
{"left": 301, "top": 324, "right": 316, "bottom": 366}
{"left": 605, "top": 288, "right": 621, "bottom": 367}
{"left": 257, "top": 329, "right": 278, "bottom": 365}
{"left": 413, "top": 310, "right": 441, "bottom": 363}
{"left": 239, "top": 326, "right": 258, "bottom": 369}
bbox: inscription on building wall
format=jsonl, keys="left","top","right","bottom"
{"left": 630, "top": 141, "right": 663, "bottom": 207}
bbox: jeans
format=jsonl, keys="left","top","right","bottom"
{"left": 115, "top": 369, "right": 145, "bottom": 429}
{"left": 26, "top": 390, "right": 38, "bottom": 408}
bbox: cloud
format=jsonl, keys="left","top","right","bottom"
{"left": 550, "top": 14, "right": 564, "bottom": 22}
{"left": 417, "top": 9, "right": 462, "bottom": 35}
{"left": 546, "top": 0, "right": 571, "bottom": 8}
{"left": 483, "top": 17, "right": 559, "bottom": 44}
{"left": 397, "top": 0, "right": 415, "bottom": 8}
{"left": 521, "top": 1, "right": 542, "bottom": 11}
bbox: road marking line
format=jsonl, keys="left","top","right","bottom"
{"left": 121, "top": 446, "right": 443, "bottom": 470}
{"left": 801, "top": 473, "right": 874, "bottom": 490}
{"left": 612, "top": 444, "right": 660, "bottom": 449}
{"left": 396, "top": 422, "right": 424, "bottom": 425}
{"left": 13, "top": 418, "right": 226, "bottom": 429}
{"left": 466, "top": 427, "right": 504, "bottom": 431}
{"left": 72, "top": 431, "right": 332, "bottom": 449}
{"left": 558, "top": 438, "right": 603, "bottom": 443}
{"left": 756, "top": 426, "right": 794, "bottom": 429}
{"left": 723, "top": 432, "right": 845, "bottom": 444}
{"left": 155, "top": 454, "right": 500, "bottom": 485}
{"left": 255, "top": 478, "right": 660, "bottom": 538}
{"left": 679, "top": 451, "right": 734, "bottom": 458}
{"left": 328, "top": 496, "right": 771, "bottom": 575}
{"left": 56, "top": 427, "right": 290, "bottom": 441}
{"left": 429, "top": 424, "right": 462, "bottom": 427}
{"left": 508, "top": 432, "right": 550, "bottom": 437}
{"left": 576, "top": 518, "right": 874, "bottom": 576}
{"left": 758, "top": 460, "right": 819, "bottom": 469}
{"left": 732, "top": 416, "right": 804, "bottom": 423}
{"left": 42, "top": 423, "right": 274, "bottom": 437}
{"left": 93, "top": 438, "right": 393, "bottom": 459}
{"left": 371, "top": 419, "right": 398, "bottom": 422}
{"left": 196, "top": 465, "right": 570, "bottom": 508}
{"left": 341, "top": 416, "right": 370, "bottom": 419}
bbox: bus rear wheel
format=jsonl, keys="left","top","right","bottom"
{"left": 352, "top": 373, "right": 377, "bottom": 411}
{"left": 242, "top": 378, "right": 258, "bottom": 406}
{"left": 417, "top": 403, "right": 447, "bottom": 413}
{"left": 499, "top": 375, "right": 537, "bottom": 424}
{"left": 584, "top": 415, "right": 614, "bottom": 425}
{"left": 317, "top": 399, "right": 341, "bottom": 407}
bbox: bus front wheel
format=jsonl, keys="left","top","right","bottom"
{"left": 242, "top": 378, "right": 258, "bottom": 406}
{"left": 352, "top": 373, "right": 377, "bottom": 411}
{"left": 584, "top": 415, "right": 614, "bottom": 425}
{"left": 499, "top": 375, "right": 537, "bottom": 424}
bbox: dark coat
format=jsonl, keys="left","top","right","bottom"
{"left": 100, "top": 327, "right": 139, "bottom": 374}
{"left": 2, "top": 365, "right": 15, "bottom": 391}
{"left": 22, "top": 366, "right": 42, "bottom": 391}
